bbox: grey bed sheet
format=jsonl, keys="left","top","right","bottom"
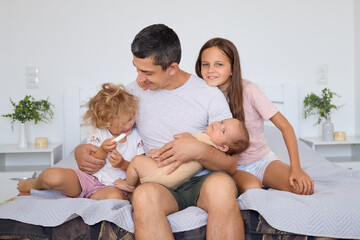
{"left": 0, "top": 126, "right": 359, "bottom": 239}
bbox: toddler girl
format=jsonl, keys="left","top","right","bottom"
{"left": 17, "top": 83, "right": 144, "bottom": 200}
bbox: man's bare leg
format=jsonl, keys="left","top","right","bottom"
{"left": 131, "top": 182, "right": 178, "bottom": 240}
{"left": 197, "top": 173, "right": 244, "bottom": 240}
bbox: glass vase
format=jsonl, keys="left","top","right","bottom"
{"left": 322, "top": 119, "right": 334, "bottom": 141}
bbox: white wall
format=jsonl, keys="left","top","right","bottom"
{"left": 355, "top": 0, "right": 360, "bottom": 136}
{"left": 0, "top": 0, "right": 357, "bottom": 156}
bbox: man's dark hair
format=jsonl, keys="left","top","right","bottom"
{"left": 131, "top": 24, "right": 181, "bottom": 70}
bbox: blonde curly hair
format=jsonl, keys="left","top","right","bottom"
{"left": 83, "top": 83, "right": 139, "bottom": 129}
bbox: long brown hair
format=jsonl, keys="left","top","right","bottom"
{"left": 195, "top": 38, "right": 245, "bottom": 122}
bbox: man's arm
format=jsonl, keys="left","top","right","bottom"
{"left": 74, "top": 144, "right": 106, "bottom": 174}
{"left": 198, "top": 143, "right": 238, "bottom": 175}
{"left": 156, "top": 133, "right": 238, "bottom": 175}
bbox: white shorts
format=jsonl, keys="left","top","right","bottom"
{"left": 237, "top": 151, "right": 278, "bottom": 182}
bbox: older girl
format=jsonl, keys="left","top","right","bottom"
{"left": 195, "top": 38, "right": 314, "bottom": 195}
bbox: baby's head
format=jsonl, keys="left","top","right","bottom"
{"left": 83, "top": 83, "right": 139, "bottom": 135}
{"left": 205, "top": 118, "right": 249, "bottom": 155}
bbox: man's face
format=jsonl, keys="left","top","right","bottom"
{"left": 133, "top": 56, "right": 172, "bottom": 90}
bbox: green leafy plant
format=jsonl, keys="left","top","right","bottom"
{"left": 303, "top": 88, "right": 341, "bottom": 125}
{"left": 2, "top": 95, "right": 54, "bottom": 130}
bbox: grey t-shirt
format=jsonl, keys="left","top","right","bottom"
{"left": 127, "top": 74, "right": 232, "bottom": 174}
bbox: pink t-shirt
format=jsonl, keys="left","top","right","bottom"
{"left": 237, "top": 81, "right": 278, "bottom": 165}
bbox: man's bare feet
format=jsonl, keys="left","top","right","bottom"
{"left": 17, "top": 179, "right": 37, "bottom": 193}
{"left": 114, "top": 179, "right": 135, "bottom": 192}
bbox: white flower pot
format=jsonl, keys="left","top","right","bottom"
{"left": 19, "top": 123, "right": 28, "bottom": 148}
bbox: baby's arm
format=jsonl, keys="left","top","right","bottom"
{"left": 91, "top": 138, "right": 117, "bottom": 160}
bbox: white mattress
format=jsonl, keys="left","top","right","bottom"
{"left": 1, "top": 127, "right": 359, "bottom": 239}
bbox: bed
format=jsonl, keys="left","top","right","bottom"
{"left": 0, "top": 83, "right": 359, "bottom": 240}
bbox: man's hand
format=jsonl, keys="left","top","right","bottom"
{"left": 155, "top": 133, "right": 206, "bottom": 175}
{"left": 74, "top": 144, "right": 106, "bottom": 174}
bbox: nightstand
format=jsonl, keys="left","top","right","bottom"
{"left": 0, "top": 143, "right": 62, "bottom": 203}
{"left": 299, "top": 137, "right": 360, "bottom": 170}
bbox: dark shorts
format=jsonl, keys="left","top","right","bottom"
{"left": 164, "top": 171, "right": 238, "bottom": 210}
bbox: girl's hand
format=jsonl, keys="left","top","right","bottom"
{"left": 113, "top": 178, "right": 123, "bottom": 185}
{"left": 289, "top": 168, "right": 314, "bottom": 195}
{"left": 108, "top": 149, "right": 125, "bottom": 168}
{"left": 100, "top": 138, "right": 117, "bottom": 153}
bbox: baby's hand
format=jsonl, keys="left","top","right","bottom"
{"left": 148, "top": 149, "right": 160, "bottom": 161}
{"left": 100, "top": 138, "right": 117, "bottom": 153}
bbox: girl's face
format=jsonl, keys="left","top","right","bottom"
{"left": 108, "top": 112, "right": 136, "bottom": 137}
{"left": 200, "top": 46, "right": 232, "bottom": 93}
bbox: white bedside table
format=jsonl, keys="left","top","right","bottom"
{"left": 299, "top": 137, "right": 360, "bottom": 170}
{"left": 0, "top": 143, "right": 62, "bottom": 203}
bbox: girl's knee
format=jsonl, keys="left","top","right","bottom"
{"left": 38, "top": 168, "right": 65, "bottom": 187}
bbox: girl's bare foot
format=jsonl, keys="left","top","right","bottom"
{"left": 114, "top": 179, "right": 135, "bottom": 193}
{"left": 17, "top": 179, "right": 37, "bottom": 193}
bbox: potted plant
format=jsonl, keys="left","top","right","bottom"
{"left": 303, "top": 88, "right": 341, "bottom": 141}
{"left": 2, "top": 95, "right": 54, "bottom": 148}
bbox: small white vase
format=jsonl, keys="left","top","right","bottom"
{"left": 322, "top": 119, "right": 334, "bottom": 141}
{"left": 19, "top": 123, "right": 28, "bottom": 148}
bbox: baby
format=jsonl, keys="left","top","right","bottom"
{"left": 115, "top": 118, "right": 249, "bottom": 191}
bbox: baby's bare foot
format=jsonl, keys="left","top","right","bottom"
{"left": 114, "top": 179, "right": 135, "bottom": 193}
{"left": 17, "top": 179, "right": 37, "bottom": 193}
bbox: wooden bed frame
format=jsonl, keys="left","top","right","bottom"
{"left": 63, "top": 82, "right": 300, "bottom": 158}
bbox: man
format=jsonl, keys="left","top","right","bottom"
{"left": 75, "top": 24, "right": 244, "bottom": 239}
